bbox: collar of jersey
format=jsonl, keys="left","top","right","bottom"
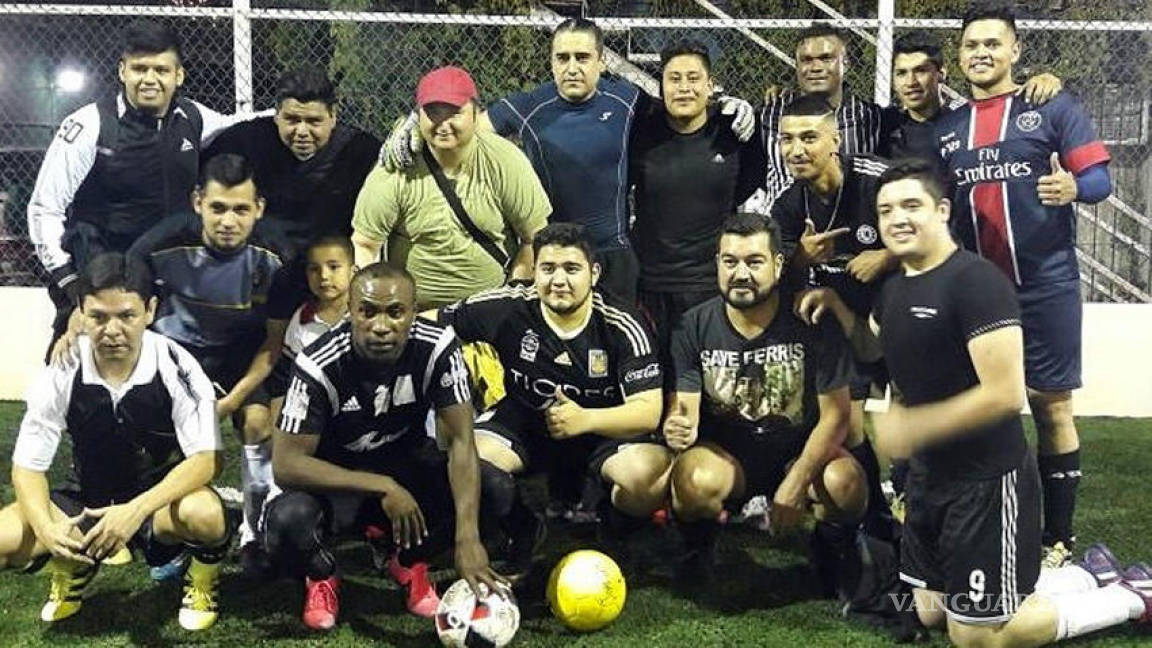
{"left": 78, "top": 331, "right": 160, "bottom": 397}
{"left": 539, "top": 299, "right": 592, "bottom": 340}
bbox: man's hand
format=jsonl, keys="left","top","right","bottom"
{"left": 846, "top": 249, "right": 894, "bottom": 283}
{"left": 764, "top": 84, "right": 781, "bottom": 104}
{"left": 793, "top": 287, "right": 842, "bottom": 326}
{"left": 215, "top": 393, "right": 240, "bottom": 419}
{"left": 770, "top": 483, "right": 807, "bottom": 535}
{"left": 799, "top": 219, "right": 851, "bottom": 265}
{"left": 380, "top": 484, "right": 427, "bottom": 550}
{"left": 36, "top": 513, "right": 93, "bottom": 565}
{"left": 873, "top": 402, "right": 915, "bottom": 462}
{"left": 718, "top": 95, "right": 756, "bottom": 142}
{"left": 49, "top": 331, "right": 79, "bottom": 368}
{"left": 454, "top": 536, "right": 509, "bottom": 599}
{"left": 81, "top": 503, "right": 147, "bottom": 561}
{"left": 546, "top": 388, "right": 586, "bottom": 439}
{"left": 662, "top": 402, "right": 697, "bottom": 451}
{"left": 1037, "top": 153, "right": 1077, "bottom": 206}
{"left": 1017, "top": 73, "right": 1062, "bottom": 105}
{"left": 380, "top": 111, "right": 421, "bottom": 173}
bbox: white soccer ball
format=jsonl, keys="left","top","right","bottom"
{"left": 434, "top": 579, "right": 520, "bottom": 647}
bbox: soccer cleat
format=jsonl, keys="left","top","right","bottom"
{"left": 40, "top": 559, "right": 99, "bottom": 622}
{"left": 302, "top": 576, "right": 340, "bottom": 631}
{"left": 150, "top": 551, "right": 189, "bottom": 582}
{"left": 1042, "top": 541, "right": 1074, "bottom": 569}
{"left": 387, "top": 554, "right": 440, "bottom": 617}
{"left": 103, "top": 546, "right": 133, "bottom": 566}
{"left": 1073, "top": 543, "right": 1124, "bottom": 585}
{"left": 1118, "top": 564, "right": 1152, "bottom": 623}
{"left": 179, "top": 557, "right": 221, "bottom": 631}
{"left": 505, "top": 512, "right": 547, "bottom": 582}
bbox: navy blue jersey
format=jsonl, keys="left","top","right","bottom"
{"left": 935, "top": 91, "right": 1110, "bottom": 288}
{"left": 129, "top": 212, "right": 288, "bottom": 349}
{"left": 488, "top": 77, "right": 647, "bottom": 250}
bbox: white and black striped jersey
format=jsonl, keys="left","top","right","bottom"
{"left": 12, "top": 331, "right": 220, "bottom": 506}
{"left": 753, "top": 91, "right": 884, "bottom": 212}
{"left": 277, "top": 320, "right": 471, "bottom": 470}
{"left": 770, "top": 155, "right": 891, "bottom": 316}
{"left": 439, "top": 285, "right": 661, "bottom": 413}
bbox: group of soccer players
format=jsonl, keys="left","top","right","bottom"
{"left": 2, "top": 4, "right": 1150, "bottom": 646}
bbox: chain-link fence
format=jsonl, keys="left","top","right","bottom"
{"left": 1, "top": 1, "right": 1150, "bottom": 300}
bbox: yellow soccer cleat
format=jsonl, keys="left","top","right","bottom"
{"left": 178, "top": 557, "right": 221, "bottom": 631}
{"left": 40, "top": 559, "right": 99, "bottom": 622}
{"left": 103, "top": 546, "right": 133, "bottom": 566}
{"left": 1042, "top": 541, "right": 1074, "bottom": 570}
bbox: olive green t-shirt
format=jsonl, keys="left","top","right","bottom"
{"left": 353, "top": 131, "right": 551, "bottom": 308}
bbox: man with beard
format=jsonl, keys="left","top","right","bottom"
{"left": 664, "top": 213, "right": 865, "bottom": 583}
{"left": 432, "top": 223, "right": 671, "bottom": 576}
{"left": 266, "top": 263, "right": 503, "bottom": 629}
{"left": 935, "top": 5, "right": 1113, "bottom": 567}
{"left": 29, "top": 20, "right": 260, "bottom": 357}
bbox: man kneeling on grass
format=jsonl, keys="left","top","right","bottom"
{"left": 0, "top": 253, "right": 228, "bottom": 631}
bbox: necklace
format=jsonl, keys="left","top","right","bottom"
{"left": 802, "top": 179, "right": 845, "bottom": 232}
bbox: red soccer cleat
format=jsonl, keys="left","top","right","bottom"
{"left": 302, "top": 576, "right": 340, "bottom": 630}
{"left": 387, "top": 554, "right": 440, "bottom": 618}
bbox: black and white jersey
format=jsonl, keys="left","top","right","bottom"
{"left": 754, "top": 91, "right": 884, "bottom": 211}
{"left": 771, "top": 155, "right": 890, "bottom": 316}
{"left": 277, "top": 320, "right": 471, "bottom": 471}
{"left": 875, "top": 249, "right": 1027, "bottom": 481}
{"left": 27, "top": 92, "right": 260, "bottom": 289}
{"left": 439, "top": 285, "right": 661, "bottom": 413}
{"left": 12, "top": 331, "right": 220, "bottom": 506}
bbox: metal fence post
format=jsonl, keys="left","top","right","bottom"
{"left": 874, "top": 0, "right": 894, "bottom": 107}
{"left": 233, "top": 0, "right": 253, "bottom": 112}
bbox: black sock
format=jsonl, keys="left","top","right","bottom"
{"left": 848, "top": 439, "right": 892, "bottom": 538}
{"left": 1039, "top": 449, "right": 1081, "bottom": 547}
{"left": 890, "top": 459, "right": 909, "bottom": 496}
{"left": 679, "top": 518, "right": 720, "bottom": 555}
{"left": 188, "top": 541, "right": 228, "bottom": 566}
{"left": 305, "top": 544, "right": 338, "bottom": 581}
{"left": 811, "top": 520, "right": 854, "bottom": 598}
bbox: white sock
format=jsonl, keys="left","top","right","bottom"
{"left": 239, "top": 441, "right": 273, "bottom": 547}
{"left": 1035, "top": 564, "right": 1100, "bottom": 596}
{"left": 1052, "top": 583, "right": 1145, "bottom": 640}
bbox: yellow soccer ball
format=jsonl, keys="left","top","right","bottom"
{"left": 546, "top": 550, "right": 627, "bottom": 631}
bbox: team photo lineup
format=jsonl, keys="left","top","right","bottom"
{"left": 2, "top": 2, "right": 1150, "bottom": 646}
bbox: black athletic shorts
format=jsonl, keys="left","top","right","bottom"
{"left": 474, "top": 397, "right": 635, "bottom": 482}
{"left": 899, "top": 451, "right": 1042, "bottom": 624}
{"left": 186, "top": 341, "right": 271, "bottom": 407}
{"left": 850, "top": 358, "right": 890, "bottom": 401}
{"left": 263, "top": 436, "right": 455, "bottom": 541}
{"left": 48, "top": 488, "right": 193, "bottom": 568}
{"left": 697, "top": 419, "right": 808, "bottom": 510}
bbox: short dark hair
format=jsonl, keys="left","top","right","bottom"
{"left": 121, "top": 20, "right": 182, "bottom": 62}
{"left": 797, "top": 24, "right": 847, "bottom": 49}
{"left": 305, "top": 235, "right": 355, "bottom": 264}
{"left": 962, "top": 4, "right": 1018, "bottom": 37}
{"left": 198, "top": 153, "right": 259, "bottom": 195}
{"left": 877, "top": 158, "right": 947, "bottom": 204}
{"left": 532, "top": 222, "right": 595, "bottom": 264}
{"left": 77, "top": 253, "right": 154, "bottom": 304}
{"left": 660, "top": 39, "right": 712, "bottom": 75}
{"left": 553, "top": 18, "right": 604, "bottom": 56}
{"left": 275, "top": 67, "right": 337, "bottom": 110}
{"left": 719, "top": 213, "right": 782, "bottom": 254}
{"left": 782, "top": 92, "right": 835, "bottom": 118}
{"left": 893, "top": 32, "right": 944, "bottom": 71}
{"left": 352, "top": 262, "right": 415, "bottom": 295}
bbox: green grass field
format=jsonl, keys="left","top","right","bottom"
{"left": 0, "top": 401, "right": 1148, "bottom": 646}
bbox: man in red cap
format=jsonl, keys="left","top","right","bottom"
{"left": 352, "top": 66, "right": 551, "bottom": 310}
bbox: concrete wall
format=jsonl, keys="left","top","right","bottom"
{"left": 1, "top": 287, "right": 1150, "bottom": 417}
